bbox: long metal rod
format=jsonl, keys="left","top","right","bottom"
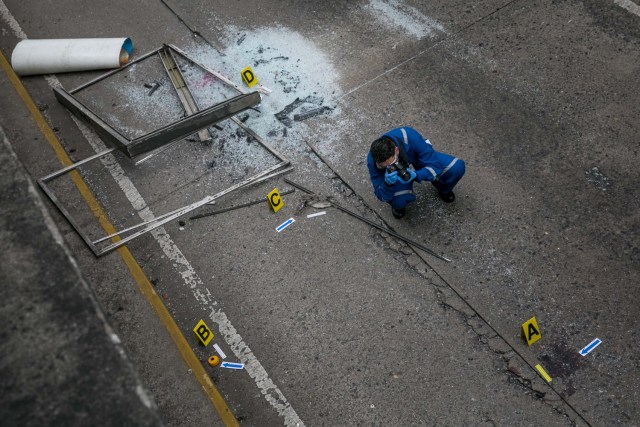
{"left": 93, "top": 165, "right": 293, "bottom": 244}
{"left": 170, "top": 44, "right": 247, "bottom": 95}
{"left": 191, "top": 188, "right": 295, "bottom": 220}
{"left": 40, "top": 147, "right": 117, "bottom": 182}
{"left": 230, "top": 117, "right": 287, "bottom": 162}
{"left": 283, "top": 178, "right": 451, "bottom": 262}
{"left": 95, "top": 161, "right": 289, "bottom": 255}
{"left": 205, "top": 166, "right": 292, "bottom": 205}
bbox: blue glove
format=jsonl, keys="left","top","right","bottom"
{"left": 384, "top": 169, "right": 398, "bottom": 185}
{"left": 398, "top": 169, "right": 417, "bottom": 184}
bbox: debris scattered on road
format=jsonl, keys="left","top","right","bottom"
{"left": 275, "top": 95, "right": 326, "bottom": 127}
{"left": 585, "top": 166, "right": 611, "bottom": 190}
{"left": 284, "top": 178, "right": 451, "bottom": 262}
{"left": 221, "top": 361, "right": 245, "bottom": 370}
{"left": 579, "top": 338, "right": 602, "bottom": 356}
{"left": 307, "top": 211, "right": 326, "bottom": 218}
{"left": 293, "top": 106, "right": 332, "bottom": 122}
{"left": 144, "top": 80, "right": 162, "bottom": 96}
{"left": 276, "top": 218, "right": 295, "bottom": 233}
{"left": 297, "top": 193, "right": 332, "bottom": 214}
{"left": 190, "top": 188, "right": 295, "bottom": 221}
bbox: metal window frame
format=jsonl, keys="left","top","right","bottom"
{"left": 52, "top": 44, "right": 262, "bottom": 160}
{"left": 39, "top": 45, "right": 291, "bottom": 257}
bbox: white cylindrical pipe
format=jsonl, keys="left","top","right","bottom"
{"left": 11, "top": 38, "right": 133, "bottom": 76}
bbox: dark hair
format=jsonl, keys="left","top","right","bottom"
{"left": 370, "top": 136, "right": 395, "bottom": 164}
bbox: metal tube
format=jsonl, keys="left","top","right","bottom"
{"left": 40, "top": 147, "right": 118, "bottom": 182}
{"left": 190, "top": 188, "right": 295, "bottom": 220}
{"left": 95, "top": 162, "right": 289, "bottom": 255}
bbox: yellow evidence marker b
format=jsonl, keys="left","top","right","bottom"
{"left": 522, "top": 316, "right": 541, "bottom": 346}
{"left": 267, "top": 188, "right": 284, "bottom": 213}
{"left": 193, "top": 319, "right": 213, "bottom": 346}
{"left": 241, "top": 66, "right": 258, "bottom": 88}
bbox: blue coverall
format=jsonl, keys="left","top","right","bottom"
{"left": 367, "top": 127, "right": 465, "bottom": 210}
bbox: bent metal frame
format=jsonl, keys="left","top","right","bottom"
{"left": 38, "top": 44, "right": 290, "bottom": 257}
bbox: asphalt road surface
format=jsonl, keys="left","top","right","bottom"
{"left": 1, "top": 0, "right": 638, "bottom": 426}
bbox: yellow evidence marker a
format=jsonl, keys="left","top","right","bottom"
{"left": 522, "top": 316, "right": 541, "bottom": 346}
{"left": 267, "top": 188, "right": 284, "bottom": 213}
{"left": 241, "top": 66, "right": 258, "bottom": 88}
{"left": 535, "top": 364, "right": 552, "bottom": 383}
{"left": 193, "top": 319, "right": 213, "bottom": 346}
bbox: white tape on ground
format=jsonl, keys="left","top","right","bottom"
{"left": 0, "top": 3, "right": 304, "bottom": 425}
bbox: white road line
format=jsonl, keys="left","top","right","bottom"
{"left": 615, "top": 0, "right": 640, "bottom": 16}
{"left": 0, "top": 3, "right": 304, "bottom": 425}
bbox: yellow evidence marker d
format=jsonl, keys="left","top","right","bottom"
{"left": 193, "top": 319, "right": 213, "bottom": 346}
{"left": 535, "top": 364, "right": 552, "bottom": 383}
{"left": 267, "top": 188, "right": 284, "bottom": 213}
{"left": 241, "top": 66, "right": 258, "bottom": 88}
{"left": 208, "top": 355, "right": 221, "bottom": 367}
{"left": 522, "top": 316, "right": 541, "bottom": 346}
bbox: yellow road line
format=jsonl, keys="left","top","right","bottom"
{"left": 0, "top": 52, "right": 239, "bottom": 427}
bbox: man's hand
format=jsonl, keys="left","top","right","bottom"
{"left": 384, "top": 169, "right": 398, "bottom": 185}
{"left": 398, "top": 169, "right": 417, "bottom": 184}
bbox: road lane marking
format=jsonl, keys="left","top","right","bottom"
{"left": 0, "top": 49, "right": 240, "bottom": 426}
{"left": 0, "top": 4, "right": 304, "bottom": 425}
{"left": 615, "top": 0, "right": 640, "bottom": 16}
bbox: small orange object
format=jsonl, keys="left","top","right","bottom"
{"left": 208, "top": 355, "right": 220, "bottom": 367}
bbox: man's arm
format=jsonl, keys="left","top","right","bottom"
{"left": 367, "top": 153, "right": 396, "bottom": 202}
{"left": 404, "top": 127, "right": 437, "bottom": 183}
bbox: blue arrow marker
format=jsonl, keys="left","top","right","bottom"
{"left": 579, "top": 338, "right": 602, "bottom": 356}
{"left": 276, "top": 218, "right": 295, "bottom": 232}
{"left": 221, "top": 361, "right": 245, "bottom": 370}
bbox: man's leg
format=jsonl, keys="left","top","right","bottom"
{"left": 434, "top": 159, "right": 465, "bottom": 202}
{"left": 388, "top": 187, "right": 416, "bottom": 218}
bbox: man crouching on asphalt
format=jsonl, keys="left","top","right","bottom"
{"left": 367, "top": 126, "right": 465, "bottom": 219}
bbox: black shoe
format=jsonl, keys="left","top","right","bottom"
{"left": 392, "top": 207, "right": 406, "bottom": 218}
{"left": 438, "top": 191, "right": 455, "bottom": 203}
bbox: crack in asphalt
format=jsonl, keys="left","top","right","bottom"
{"left": 306, "top": 141, "right": 590, "bottom": 427}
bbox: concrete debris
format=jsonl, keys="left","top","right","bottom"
{"left": 144, "top": 80, "right": 162, "bottom": 96}
{"left": 585, "top": 166, "right": 611, "bottom": 190}
{"left": 275, "top": 95, "right": 326, "bottom": 127}
{"left": 293, "top": 106, "right": 332, "bottom": 122}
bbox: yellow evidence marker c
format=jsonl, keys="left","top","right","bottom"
{"left": 241, "top": 66, "right": 258, "bottom": 88}
{"left": 193, "top": 319, "right": 213, "bottom": 346}
{"left": 208, "top": 355, "right": 221, "bottom": 367}
{"left": 267, "top": 188, "right": 284, "bottom": 213}
{"left": 522, "top": 316, "right": 541, "bottom": 346}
